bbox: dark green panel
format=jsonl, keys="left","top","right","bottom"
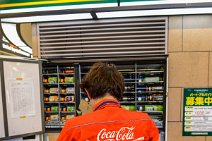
{"left": 0, "top": 0, "right": 162, "bottom": 10}
{"left": 1, "top": 0, "right": 115, "bottom": 4}
{"left": 121, "top": 0, "right": 158, "bottom": 2}
{"left": 1, "top": 0, "right": 40, "bottom": 4}
{"left": 0, "top": 0, "right": 117, "bottom": 10}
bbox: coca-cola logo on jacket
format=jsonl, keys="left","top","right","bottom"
{"left": 97, "top": 126, "right": 144, "bottom": 141}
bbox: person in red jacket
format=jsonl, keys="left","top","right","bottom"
{"left": 57, "top": 62, "right": 159, "bottom": 141}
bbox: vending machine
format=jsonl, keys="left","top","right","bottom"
{"left": 41, "top": 63, "right": 78, "bottom": 132}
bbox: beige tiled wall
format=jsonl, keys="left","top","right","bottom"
{"left": 206, "top": 137, "right": 212, "bottom": 141}
{"left": 169, "top": 52, "right": 209, "bottom": 87}
{"left": 208, "top": 52, "right": 212, "bottom": 87}
{"left": 167, "top": 88, "right": 182, "bottom": 121}
{"left": 20, "top": 23, "right": 32, "bottom": 47}
{"left": 167, "top": 122, "right": 205, "bottom": 141}
{"left": 183, "top": 15, "right": 212, "bottom": 51}
{"left": 168, "top": 16, "right": 183, "bottom": 52}
{"left": 168, "top": 15, "right": 212, "bottom": 141}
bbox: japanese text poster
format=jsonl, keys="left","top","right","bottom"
{"left": 183, "top": 88, "right": 212, "bottom": 136}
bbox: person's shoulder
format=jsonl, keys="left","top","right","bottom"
{"left": 65, "top": 112, "right": 94, "bottom": 127}
{"left": 57, "top": 113, "right": 95, "bottom": 140}
{"left": 132, "top": 111, "right": 150, "bottom": 117}
{"left": 122, "top": 109, "right": 151, "bottom": 119}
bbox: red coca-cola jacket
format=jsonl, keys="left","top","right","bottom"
{"left": 57, "top": 99, "right": 159, "bottom": 141}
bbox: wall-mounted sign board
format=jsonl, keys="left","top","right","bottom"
{"left": 0, "top": 68, "right": 6, "bottom": 139}
{"left": 183, "top": 88, "right": 212, "bottom": 136}
{"left": 3, "top": 61, "right": 43, "bottom": 137}
{"left": 0, "top": 57, "right": 44, "bottom": 140}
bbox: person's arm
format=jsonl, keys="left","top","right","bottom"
{"left": 149, "top": 120, "right": 159, "bottom": 141}
{"left": 57, "top": 120, "right": 80, "bottom": 141}
{"left": 57, "top": 123, "right": 71, "bottom": 141}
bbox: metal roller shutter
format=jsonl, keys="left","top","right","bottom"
{"left": 38, "top": 17, "right": 167, "bottom": 61}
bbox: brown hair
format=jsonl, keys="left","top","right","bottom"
{"left": 80, "top": 62, "right": 124, "bottom": 100}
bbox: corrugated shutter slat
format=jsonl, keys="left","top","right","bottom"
{"left": 38, "top": 17, "right": 167, "bottom": 59}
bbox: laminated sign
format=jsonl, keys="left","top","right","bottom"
{"left": 183, "top": 88, "right": 212, "bottom": 136}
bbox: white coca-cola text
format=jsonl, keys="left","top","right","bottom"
{"left": 97, "top": 126, "right": 135, "bottom": 141}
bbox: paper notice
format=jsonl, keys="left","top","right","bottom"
{"left": 8, "top": 79, "right": 35, "bottom": 118}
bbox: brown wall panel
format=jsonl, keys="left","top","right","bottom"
{"left": 206, "top": 137, "right": 212, "bottom": 141}
{"left": 208, "top": 52, "right": 212, "bottom": 87}
{"left": 32, "top": 24, "right": 39, "bottom": 58}
{"left": 168, "top": 16, "right": 183, "bottom": 52}
{"left": 183, "top": 15, "right": 212, "bottom": 51}
{"left": 167, "top": 122, "right": 205, "bottom": 141}
{"left": 20, "top": 23, "right": 32, "bottom": 47}
{"left": 168, "top": 88, "right": 182, "bottom": 121}
{"left": 169, "top": 52, "right": 209, "bottom": 87}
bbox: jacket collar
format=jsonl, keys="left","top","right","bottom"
{"left": 93, "top": 99, "right": 121, "bottom": 111}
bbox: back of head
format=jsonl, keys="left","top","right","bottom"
{"left": 80, "top": 62, "right": 124, "bottom": 100}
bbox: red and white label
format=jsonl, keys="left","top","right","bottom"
{"left": 97, "top": 126, "right": 144, "bottom": 141}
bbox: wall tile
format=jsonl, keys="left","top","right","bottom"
{"left": 183, "top": 15, "right": 212, "bottom": 51}
{"left": 32, "top": 24, "right": 39, "bottom": 58}
{"left": 167, "top": 122, "right": 205, "bottom": 141}
{"left": 20, "top": 23, "right": 32, "bottom": 47}
{"left": 208, "top": 52, "right": 212, "bottom": 87}
{"left": 206, "top": 137, "right": 212, "bottom": 141}
{"left": 168, "top": 16, "right": 183, "bottom": 52}
{"left": 168, "top": 88, "right": 182, "bottom": 121}
{"left": 169, "top": 52, "right": 209, "bottom": 87}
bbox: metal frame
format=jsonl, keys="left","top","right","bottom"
{"left": 0, "top": 60, "right": 8, "bottom": 139}
{"left": 39, "top": 61, "right": 46, "bottom": 134}
{"left": 0, "top": 57, "right": 44, "bottom": 140}
{"left": 37, "top": 16, "right": 167, "bottom": 27}
{"left": 0, "top": 29, "right": 2, "bottom": 50}
{"left": 47, "top": 55, "right": 168, "bottom": 64}
{"left": 74, "top": 63, "right": 81, "bottom": 112}
{"left": 165, "top": 57, "right": 169, "bottom": 141}
{"left": 1, "top": 2, "right": 212, "bottom": 18}
{"left": 165, "top": 17, "right": 168, "bottom": 55}
{"left": 162, "top": 59, "right": 168, "bottom": 141}
{"left": 36, "top": 24, "right": 41, "bottom": 58}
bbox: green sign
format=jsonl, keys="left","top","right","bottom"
{"left": 183, "top": 88, "right": 212, "bottom": 136}
{"left": 0, "top": 0, "right": 117, "bottom": 9}
{"left": 0, "top": 0, "right": 158, "bottom": 10}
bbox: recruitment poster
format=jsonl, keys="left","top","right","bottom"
{"left": 183, "top": 88, "right": 212, "bottom": 136}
